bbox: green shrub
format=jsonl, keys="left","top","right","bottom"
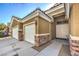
{"left": 0, "top": 32, "right": 3, "bottom": 38}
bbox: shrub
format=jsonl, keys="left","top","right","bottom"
{"left": 0, "top": 31, "right": 4, "bottom": 38}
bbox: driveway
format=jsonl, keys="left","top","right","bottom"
{"left": 0, "top": 38, "right": 36, "bottom": 56}
{"left": 0, "top": 38, "right": 70, "bottom": 56}
{"left": 0, "top": 38, "right": 17, "bottom": 48}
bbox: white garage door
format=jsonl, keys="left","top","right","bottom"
{"left": 56, "top": 24, "right": 69, "bottom": 39}
{"left": 12, "top": 26, "right": 18, "bottom": 40}
{"left": 24, "top": 24, "right": 35, "bottom": 44}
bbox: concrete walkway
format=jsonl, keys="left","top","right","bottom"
{"left": 36, "top": 39, "right": 69, "bottom": 56}
{"left": 36, "top": 40, "right": 62, "bottom": 56}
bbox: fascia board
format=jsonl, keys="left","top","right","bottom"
{"left": 22, "top": 10, "right": 54, "bottom": 23}
{"left": 45, "top": 4, "right": 64, "bottom": 14}
{"left": 22, "top": 12, "right": 39, "bottom": 22}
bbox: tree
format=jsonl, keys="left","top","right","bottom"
{"left": 0, "top": 23, "right": 6, "bottom": 31}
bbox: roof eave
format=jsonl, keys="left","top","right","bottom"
{"left": 22, "top": 9, "right": 53, "bottom": 23}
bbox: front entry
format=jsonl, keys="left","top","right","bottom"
{"left": 56, "top": 21, "right": 69, "bottom": 39}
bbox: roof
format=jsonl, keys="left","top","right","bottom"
{"left": 11, "top": 3, "right": 63, "bottom": 23}
{"left": 11, "top": 8, "right": 54, "bottom": 23}
{"left": 45, "top": 3, "right": 63, "bottom": 12}
{"left": 23, "top": 8, "right": 52, "bottom": 20}
{"left": 10, "top": 16, "right": 22, "bottom": 27}
{"left": 12, "top": 16, "right": 22, "bottom": 20}
{"left": 22, "top": 8, "right": 53, "bottom": 22}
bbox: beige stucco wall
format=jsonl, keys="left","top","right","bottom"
{"left": 23, "top": 16, "right": 51, "bottom": 38}
{"left": 23, "top": 17, "right": 37, "bottom": 24}
{"left": 23, "top": 16, "right": 51, "bottom": 34}
{"left": 70, "top": 4, "right": 79, "bottom": 36}
{"left": 11, "top": 15, "right": 55, "bottom": 42}
{"left": 11, "top": 20, "right": 19, "bottom": 27}
{"left": 11, "top": 20, "right": 24, "bottom": 41}
{"left": 51, "top": 22, "right": 56, "bottom": 39}
{"left": 38, "top": 17, "right": 50, "bottom": 34}
{"left": 37, "top": 16, "right": 55, "bottom": 40}
{"left": 54, "top": 15, "right": 65, "bottom": 22}
{"left": 23, "top": 16, "right": 51, "bottom": 36}
{"left": 23, "top": 16, "right": 53, "bottom": 46}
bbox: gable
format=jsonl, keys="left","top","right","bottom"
{"left": 10, "top": 16, "right": 22, "bottom": 27}
{"left": 22, "top": 9, "right": 54, "bottom": 23}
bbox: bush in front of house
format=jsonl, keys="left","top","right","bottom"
{"left": 0, "top": 31, "right": 4, "bottom": 38}
{"left": 0, "top": 31, "right": 9, "bottom": 38}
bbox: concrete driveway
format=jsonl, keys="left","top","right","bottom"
{"left": 0, "top": 38, "right": 69, "bottom": 56}
{"left": 0, "top": 38, "right": 17, "bottom": 48}
{"left": 0, "top": 38, "right": 36, "bottom": 56}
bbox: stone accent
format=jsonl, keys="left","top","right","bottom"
{"left": 70, "top": 35, "right": 79, "bottom": 56}
{"left": 18, "top": 30, "right": 23, "bottom": 41}
{"left": 35, "top": 33, "right": 50, "bottom": 47}
{"left": 18, "top": 23, "right": 23, "bottom": 41}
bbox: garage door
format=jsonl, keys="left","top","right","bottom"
{"left": 56, "top": 24, "right": 69, "bottom": 39}
{"left": 24, "top": 24, "right": 35, "bottom": 44}
{"left": 12, "top": 26, "right": 18, "bottom": 40}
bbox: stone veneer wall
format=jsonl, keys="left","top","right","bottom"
{"left": 70, "top": 36, "right": 79, "bottom": 56}
{"left": 35, "top": 33, "right": 50, "bottom": 47}
{"left": 18, "top": 23, "right": 23, "bottom": 41}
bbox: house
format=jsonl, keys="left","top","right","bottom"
{"left": 10, "top": 3, "right": 79, "bottom": 50}
{"left": 10, "top": 3, "right": 69, "bottom": 47}
{"left": 10, "top": 8, "right": 54, "bottom": 46}
{"left": 10, "top": 16, "right": 23, "bottom": 41}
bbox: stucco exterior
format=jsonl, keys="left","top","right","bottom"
{"left": 70, "top": 4, "right": 79, "bottom": 36}
{"left": 23, "top": 16, "right": 51, "bottom": 34}
{"left": 23, "top": 15, "right": 52, "bottom": 46}
{"left": 38, "top": 17, "right": 50, "bottom": 34}
{"left": 69, "top": 4, "right": 79, "bottom": 56}
{"left": 10, "top": 4, "right": 66, "bottom": 47}
{"left": 11, "top": 19, "right": 23, "bottom": 41}
{"left": 9, "top": 3, "right": 79, "bottom": 55}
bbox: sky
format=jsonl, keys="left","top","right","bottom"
{"left": 0, "top": 3, "right": 55, "bottom": 24}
